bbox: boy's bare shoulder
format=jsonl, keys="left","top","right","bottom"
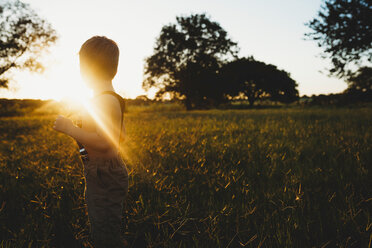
{"left": 94, "top": 93, "right": 120, "bottom": 105}
{"left": 92, "top": 94, "right": 121, "bottom": 115}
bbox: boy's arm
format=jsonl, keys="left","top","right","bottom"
{"left": 53, "top": 94, "right": 122, "bottom": 151}
{"left": 53, "top": 115, "right": 112, "bottom": 152}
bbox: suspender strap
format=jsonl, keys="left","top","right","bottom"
{"left": 96, "top": 91, "right": 125, "bottom": 145}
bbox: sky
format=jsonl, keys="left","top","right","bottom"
{"left": 0, "top": 0, "right": 348, "bottom": 100}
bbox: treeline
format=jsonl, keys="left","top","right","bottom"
{"left": 302, "top": 92, "right": 372, "bottom": 106}
{"left": 143, "top": 14, "right": 299, "bottom": 110}
{"left": 131, "top": 91, "right": 372, "bottom": 108}
{"left": 0, "top": 99, "right": 49, "bottom": 116}
{"left": 302, "top": 66, "right": 372, "bottom": 106}
{"left": 143, "top": 12, "right": 372, "bottom": 110}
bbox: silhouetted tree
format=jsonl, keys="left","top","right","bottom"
{"left": 143, "top": 13, "right": 238, "bottom": 110}
{"left": 135, "top": 95, "right": 150, "bottom": 102}
{"left": 306, "top": 0, "right": 372, "bottom": 78}
{"left": 221, "top": 57, "right": 299, "bottom": 106}
{"left": 265, "top": 65, "right": 299, "bottom": 104}
{"left": 0, "top": 0, "right": 57, "bottom": 87}
{"left": 346, "top": 67, "right": 372, "bottom": 93}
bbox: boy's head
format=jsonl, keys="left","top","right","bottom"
{"left": 79, "top": 36, "right": 119, "bottom": 84}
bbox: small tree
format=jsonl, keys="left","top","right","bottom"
{"left": 221, "top": 57, "right": 299, "bottom": 106}
{"left": 346, "top": 67, "right": 372, "bottom": 93}
{"left": 143, "top": 13, "right": 238, "bottom": 110}
{"left": 264, "top": 65, "right": 299, "bottom": 104}
{"left": 0, "top": 0, "right": 57, "bottom": 87}
{"left": 306, "top": 0, "right": 372, "bottom": 78}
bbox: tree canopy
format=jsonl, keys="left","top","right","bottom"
{"left": 221, "top": 57, "right": 299, "bottom": 106}
{"left": 306, "top": 0, "right": 372, "bottom": 78}
{"left": 346, "top": 67, "right": 372, "bottom": 93}
{"left": 0, "top": 0, "right": 57, "bottom": 87}
{"left": 143, "top": 13, "right": 238, "bottom": 109}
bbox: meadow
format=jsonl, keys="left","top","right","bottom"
{"left": 0, "top": 103, "right": 371, "bottom": 247}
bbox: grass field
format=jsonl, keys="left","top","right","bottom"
{"left": 0, "top": 106, "right": 371, "bottom": 247}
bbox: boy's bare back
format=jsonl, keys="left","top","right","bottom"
{"left": 82, "top": 94, "right": 124, "bottom": 158}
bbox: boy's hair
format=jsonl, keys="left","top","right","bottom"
{"left": 79, "top": 36, "right": 119, "bottom": 80}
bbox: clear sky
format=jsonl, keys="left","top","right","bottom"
{"left": 0, "top": 0, "right": 348, "bottom": 100}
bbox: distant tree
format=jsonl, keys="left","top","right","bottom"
{"left": 143, "top": 13, "right": 238, "bottom": 110}
{"left": 346, "top": 67, "right": 372, "bottom": 93}
{"left": 265, "top": 65, "right": 299, "bottom": 104}
{"left": 221, "top": 57, "right": 299, "bottom": 106}
{"left": 129, "top": 95, "right": 151, "bottom": 106}
{"left": 0, "top": 0, "right": 57, "bottom": 87}
{"left": 306, "top": 0, "right": 372, "bottom": 78}
{"left": 135, "top": 95, "right": 150, "bottom": 101}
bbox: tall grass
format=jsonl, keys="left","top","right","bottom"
{"left": 0, "top": 107, "right": 371, "bottom": 247}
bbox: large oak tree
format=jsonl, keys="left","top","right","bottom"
{"left": 143, "top": 13, "right": 238, "bottom": 110}
{"left": 0, "top": 0, "right": 57, "bottom": 87}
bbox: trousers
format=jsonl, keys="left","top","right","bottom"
{"left": 83, "top": 155, "right": 129, "bottom": 248}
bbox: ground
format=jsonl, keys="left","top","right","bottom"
{"left": 0, "top": 104, "right": 371, "bottom": 247}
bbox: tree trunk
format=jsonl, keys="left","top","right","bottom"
{"left": 185, "top": 98, "right": 192, "bottom": 110}
{"left": 248, "top": 98, "right": 255, "bottom": 106}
